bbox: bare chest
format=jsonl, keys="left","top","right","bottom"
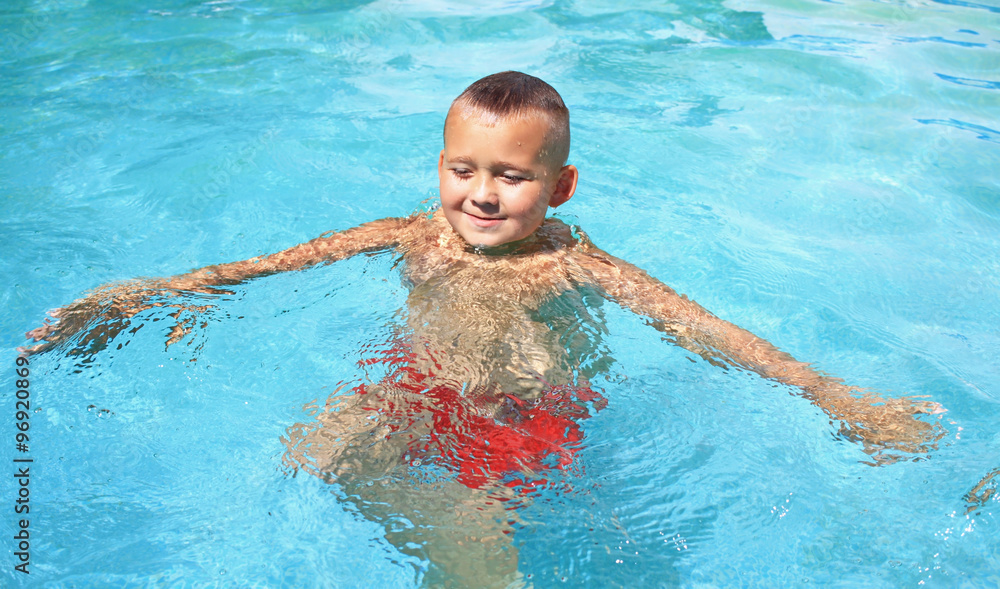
{"left": 400, "top": 243, "right": 574, "bottom": 310}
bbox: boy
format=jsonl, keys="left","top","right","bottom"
{"left": 26, "top": 71, "right": 943, "bottom": 585}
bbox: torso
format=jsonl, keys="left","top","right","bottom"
{"left": 389, "top": 211, "right": 602, "bottom": 401}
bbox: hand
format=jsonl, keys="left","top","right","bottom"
{"left": 965, "top": 467, "right": 999, "bottom": 515}
{"left": 832, "top": 393, "right": 946, "bottom": 465}
{"left": 21, "top": 279, "right": 217, "bottom": 357}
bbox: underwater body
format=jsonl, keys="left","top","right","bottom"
{"left": 2, "top": 0, "right": 999, "bottom": 586}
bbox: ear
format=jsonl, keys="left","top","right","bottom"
{"left": 548, "top": 164, "right": 578, "bottom": 208}
{"left": 437, "top": 149, "right": 445, "bottom": 177}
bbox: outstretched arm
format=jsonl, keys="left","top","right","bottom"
{"left": 24, "top": 216, "right": 414, "bottom": 354}
{"left": 570, "top": 240, "right": 944, "bottom": 463}
{"left": 159, "top": 217, "right": 413, "bottom": 289}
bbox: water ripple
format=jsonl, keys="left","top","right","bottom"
{"left": 896, "top": 35, "right": 988, "bottom": 48}
{"left": 915, "top": 118, "right": 1000, "bottom": 142}
{"left": 933, "top": 0, "right": 1000, "bottom": 14}
{"left": 935, "top": 72, "right": 1000, "bottom": 89}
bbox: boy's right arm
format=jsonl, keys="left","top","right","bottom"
{"left": 23, "top": 217, "right": 413, "bottom": 355}
{"left": 164, "top": 217, "right": 412, "bottom": 289}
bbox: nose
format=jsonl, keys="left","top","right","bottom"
{"left": 469, "top": 173, "right": 499, "bottom": 208}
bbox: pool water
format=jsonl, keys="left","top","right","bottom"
{"left": 2, "top": 0, "right": 999, "bottom": 586}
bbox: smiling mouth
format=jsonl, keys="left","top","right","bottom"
{"left": 465, "top": 212, "right": 505, "bottom": 227}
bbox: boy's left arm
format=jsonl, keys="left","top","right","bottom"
{"left": 570, "top": 244, "right": 945, "bottom": 463}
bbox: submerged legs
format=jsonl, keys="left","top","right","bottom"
{"left": 282, "top": 384, "right": 527, "bottom": 588}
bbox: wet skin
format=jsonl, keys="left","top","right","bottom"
{"left": 25, "top": 207, "right": 946, "bottom": 455}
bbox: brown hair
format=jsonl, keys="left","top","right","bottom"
{"left": 446, "top": 71, "right": 571, "bottom": 167}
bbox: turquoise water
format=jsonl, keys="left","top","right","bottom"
{"left": 2, "top": 0, "right": 999, "bottom": 586}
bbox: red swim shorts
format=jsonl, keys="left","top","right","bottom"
{"left": 356, "top": 353, "right": 606, "bottom": 490}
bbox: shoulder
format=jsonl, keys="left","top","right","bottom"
{"left": 538, "top": 218, "right": 604, "bottom": 262}
{"left": 395, "top": 209, "right": 458, "bottom": 248}
{"left": 554, "top": 222, "right": 645, "bottom": 287}
{"left": 537, "top": 217, "right": 576, "bottom": 243}
{"left": 517, "top": 219, "right": 613, "bottom": 288}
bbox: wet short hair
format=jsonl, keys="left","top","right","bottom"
{"left": 445, "top": 71, "right": 571, "bottom": 167}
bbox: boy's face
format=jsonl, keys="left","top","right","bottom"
{"left": 438, "top": 108, "right": 577, "bottom": 247}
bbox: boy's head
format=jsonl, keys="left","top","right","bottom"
{"left": 438, "top": 71, "right": 578, "bottom": 247}
{"left": 446, "top": 71, "right": 571, "bottom": 168}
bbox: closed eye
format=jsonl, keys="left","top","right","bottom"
{"left": 451, "top": 168, "right": 473, "bottom": 179}
{"left": 501, "top": 173, "right": 525, "bottom": 185}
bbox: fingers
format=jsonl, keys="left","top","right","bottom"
{"left": 16, "top": 343, "right": 49, "bottom": 356}
{"left": 859, "top": 394, "right": 947, "bottom": 417}
{"left": 25, "top": 283, "right": 219, "bottom": 358}
{"left": 25, "top": 324, "right": 55, "bottom": 341}
{"left": 914, "top": 400, "right": 947, "bottom": 415}
{"left": 839, "top": 405, "right": 947, "bottom": 464}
